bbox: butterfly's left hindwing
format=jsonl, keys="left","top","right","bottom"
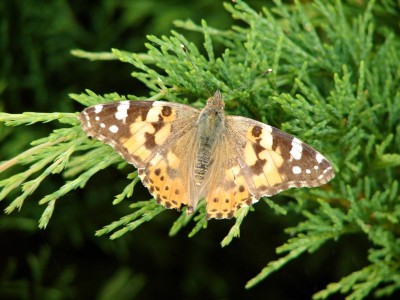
{"left": 79, "top": 100, "right": 200, "bottom": 211}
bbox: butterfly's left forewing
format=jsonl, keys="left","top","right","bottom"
{"left": 80, "top": 101, "right": 198, "bottom": 166}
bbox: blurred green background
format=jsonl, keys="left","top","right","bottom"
{"left": 0, "top": 1, "right": 375, "bottom": 299}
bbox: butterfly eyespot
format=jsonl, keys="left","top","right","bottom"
{"left": 251, "top": 126, "right": 262, "bottom": 138}
{"left": 161, "top": 106, "right": 172, "bottom": 117}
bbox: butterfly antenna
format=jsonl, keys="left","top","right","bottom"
{"left": 236, "top": 68, "right": 273, "bottom": 94}
{"left": 180, "top": 44, "right": 213, "bottom": 97}
{"left": 259, "top": 68, "right": 273, "bottom": 78}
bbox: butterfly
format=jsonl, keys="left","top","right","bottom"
{"left": 79, "top": 90, "right": 334, "bottom": 219}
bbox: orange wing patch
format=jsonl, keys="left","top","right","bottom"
{"left": 139, "top": 151, "right": 188, "bottom": 211}
{"left": 205, "top": 186, "right": 235, "bottom": 219}
{"left": 206, "top": 164, "right": 254, "bottom": 219}
{"left": 243, "top": 125, "right": 286, "bottom": 190}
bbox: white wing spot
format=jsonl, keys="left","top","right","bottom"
{"left": 146, "top": 105, "right": 163, "bottom": 122}
{"left": 292, "top": 166, "right": 302, "bottom": 174}
{"left": 94, "top": 105, "right": 103, "bottom": 114}
{"left": 100, "top": 123, "right": 106, "bottom": 128}
{"left": 115, "top": 101, "right": 130, "bottom": 121}
{"left": 306, "top": 169, "right": 311, "bottom": 174}
{"left": 314, "top": 165, "right": 319, "bottom": 170}
{"left": 83, "top": 112, "right": 91, "bottom": 128}
{"left": 95, "top": 116, "right": 100, "bottom": 121}
{"left": 318, "top": 174, "right": 324, "bottom": 180}
{"left": 259, "top": 127, "right": 273, "bottom": 149}
{"left": 109, "top": 125, "right": 119, "bottom": 133}
{"left": 323, "top": 167, "right": 331, "bottom": 174}
{"left": 316, "top": 153, "right": 323, "bottom": 163}
{"left": 290, "top": 138, "right": 303, "bottom": 160}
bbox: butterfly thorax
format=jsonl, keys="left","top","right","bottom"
{"left": 194, "top": 91, "right": 226, "bottom": 185}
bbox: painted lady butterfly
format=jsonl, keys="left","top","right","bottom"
{"left": 79, "top": 91, "right": 334, "bottom": 219}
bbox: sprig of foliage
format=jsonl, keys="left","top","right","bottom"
{"left": 95, "top": 199, "right": 165, "bottom": 239}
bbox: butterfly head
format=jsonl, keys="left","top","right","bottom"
{"left": 205, "top": 90, "right": 225, "bottom": 110}
{"left": 197, "top": 90, "right": 226, "bottom": 133}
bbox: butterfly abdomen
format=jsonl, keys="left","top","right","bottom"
{"left": 194, "top": 135, "right": 214, "bottom": 184}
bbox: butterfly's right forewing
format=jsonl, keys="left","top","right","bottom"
{"left": 226, "top": 116, "right": 334, "bottom": 198}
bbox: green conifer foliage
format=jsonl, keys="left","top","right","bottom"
{"left": 1, "top": 1, "right": 399, "bottom": 299}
